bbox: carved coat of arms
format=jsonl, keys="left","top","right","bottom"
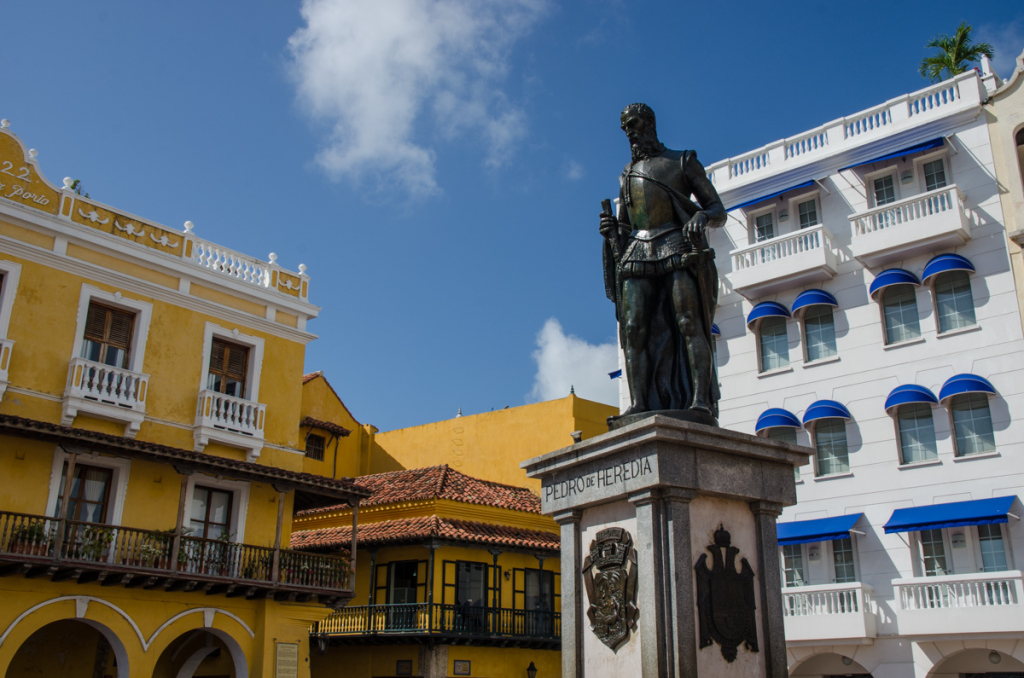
{"left": 582, "top": 527, "right": 638, "bottom": 651}
{"left": 695, "top": 525, "right": 758, "bottom": 662}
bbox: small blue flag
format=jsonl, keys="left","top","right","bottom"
{"left": 608, "top": 369, "right": 622, "bottom": 379}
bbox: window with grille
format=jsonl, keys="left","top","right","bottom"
{"left": 896, "top": 403, "right": 937, "bottom": 464}
{"left": 934, "top": 270, "right": 975, "bottom": 333}
{"left": 919, "top": 529, "right": 948, "bottom": 576}
{"left": 873, "top": 175, "right": 896, "bottom": 206}
{"left": 977, "top": 525, "right": 1008, "bottom": 572}
{"left": 207, "top": 339, "right": 249, "bottom": 397}
{"left": 754, "top": 213, "right": 774, "bottom": 242}
{"left": 923, "top": 159, "right": 947, "bottom": 191}
{"left": 305, "top": 433, "right": 326, "bottom": 461}
{"left": 804, "top": 305, "right": 837, "bottom": 362}
{"left": 781, "top": 544, "right": 805, "bottom": 587}
{"left": 758, "top": 317, "right": 789, "bottom": 372}
{"left": 950, "top": 393, "right": 995, "bottom": 457}
{"left": 797, "top": 199, "right": 819, "bottom": 229}
{"left": 881, "top": 284, "right": 920, "bottom": 344}
{"left": 81, "top": 302, "right": 135, "bottom": 368}
{"left": 832, "top": 537, "right": 856, "bottom": 583}
{"left": 814, "top": 419, "right": 849, "bottom": 476}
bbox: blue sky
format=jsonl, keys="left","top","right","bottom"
{"left": 2, "top": 1, "right": 1022, "bottom": 431}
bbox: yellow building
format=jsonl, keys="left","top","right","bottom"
{"left": 0, "top": 119, "right": 369, "bottom": 677}
{"left": 292, "top": 380, "right": 617, "bottom": 678}
{"left": 984, "top": 50, "right": 1024, "bottom": 329}
{"left": 294, "top": 465, "right": 562, "bottom": 678}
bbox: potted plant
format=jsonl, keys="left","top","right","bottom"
{"left": 77, "top": 525, "right": 114, "bottom": 562}
{"left": 9, "top": 521, "right": 47, "bottom": 556}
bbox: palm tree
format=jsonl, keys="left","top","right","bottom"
{"left": 919, "top": 22, "right": 994, "bottom": 83}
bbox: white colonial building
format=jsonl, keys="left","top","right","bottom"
{"left": 621, "top": 64, "right": 1024, "bottom": 678}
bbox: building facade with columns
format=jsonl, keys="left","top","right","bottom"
{"left": 615, "top": 67, "right": 1024, "bottom": 677}
{"left": 0, "top": 119, "right": 369, "bottom": 678}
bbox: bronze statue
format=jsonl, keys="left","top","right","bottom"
{"left": 601, "top": 103, "right": 726, "bottom": 427}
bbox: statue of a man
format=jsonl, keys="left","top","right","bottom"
{"left": 601, "top": 103, "right": 726, "bottom": 426}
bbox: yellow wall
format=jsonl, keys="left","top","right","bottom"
{"left": 300, "top": 374, "right": 370, "bottom": 479}
{"left": 370, "top": 395, "right": 616, "bottom": 490}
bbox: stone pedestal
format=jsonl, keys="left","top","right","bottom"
{"left": 521, "top": 415, "right": 810, "bottom": 678}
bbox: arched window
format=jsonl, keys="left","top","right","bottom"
{"left": 759, "top": 316, "right": 789, "bottom": 372}
{"left": 767, "top": 427, "right": 800, "bottom": 479}
{"left": 896, "top": 403, "right": 937, "bottom": 464}
{"left": 813, "top": 419, "right": 849, "bottom": 476}
{"left": 882, "top": 284, "right": 920, "bottom": 344}
{"left": 934, "top": 270, "right": 976, "bottom": 332}
{"left": 804, "top": 305, "right": 837, "bottom": 362}
{"left": 950, "top": 393, "right": 995, "bottom": 457}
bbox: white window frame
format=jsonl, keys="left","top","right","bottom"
{"left": 45, "top": 448, "right": 132, "bottom": 527}
{"left": 198, "top": 322, "right": 265, "bottom": 402}
{"left": 71, "top": 285, "right": 153, "bottom": 374}
{"left": 892, "top": 402, "right": 939, "bottom": 466}
{"left": 0, "top": 259, "right": 23, "bottom": 338}
{"left": 914, "top": 528, "right": 953, "bottom": 577}
{"left": 787, "top": 189, "right": 822, "bottom": 231}
{"left": 973, "top": 523, "right": 1014, "bottom": 573}
{"left": 183, "top": 474, "right": 249, "bottom": 543}
{"left": 827, "top": 536, "right": 860, "bottom": 584}
{"left": 779, "top": 543, "right": 807, "bottom": 587}
{"left": 799, "top": 304, "right": 838, "bottom": 364}
{"left": 913, "top": 150, "right": 952, "bottom": 194}
{"left": 811, "top": 418, "right": 851, "bottom": 477}
{"left": 948, "top": 393, "right": 996, "bottom": 458}
{"left": 877, "top": 284, "right": 922, "bottom": 346}
{"left": 747, "top": 205, "right": 778, "bottom": 245}
{"left": 930, "top": 269, "right": 977, "bottom": 335}
{"left": 755, "top": 317, "right": 790, "bottom": 374}
{"left": 864, "top": 166, "right": 900, "bottom": 208}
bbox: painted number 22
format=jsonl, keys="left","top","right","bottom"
{"left": 0, "top": 161, "right": 31, "bottom": 182}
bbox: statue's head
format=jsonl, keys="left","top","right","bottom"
{"left": 620, "top": 103, "right": 664, "bottom": 161}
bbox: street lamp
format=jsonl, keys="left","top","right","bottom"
{"left": 526, "top": 661, "right": 537, "bottom": 678}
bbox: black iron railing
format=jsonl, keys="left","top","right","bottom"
{"left": 313, "top": 603, "right": 560, "bottom": 640}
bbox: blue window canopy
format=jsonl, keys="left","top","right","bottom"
{"left": 728, "top": 181, "right": 815, "bottom": 212}
{"left": 922, "top": 253, "right": 975, "bottom": 283}
{"left": 712, "top": 323, "right": 721, "bottom": 336}
{"left": 755, "top": 408, "right": 801, "bottom": 433}
{"left": 938, "top": 374, "right": 996, "bottom": 402}
{"left": 840, "top": 137, "right": 945, "bottom": 171}
{"left": 884, "top": 496, "right": 1017, "bottom": 534}
{"left": 869, "top": 269, "right": 921, "bottom": 298}
{"left": 778, "top": 514, "right": 864, "bottom": 546}
{"left": 791, "top": 289, "right": 839, "bottom": 314}
{"left": 803, "top": 400, "right": 852, "bottom": 425}
{"left": 746, "top": 301, "right": 791, "bottom": 328}
{"left": 884, "top": 384, "right": 938, "bottom": 412}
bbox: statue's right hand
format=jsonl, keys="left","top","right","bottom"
{"left": 599, "top": 214, "right": 619, "bottom": 239}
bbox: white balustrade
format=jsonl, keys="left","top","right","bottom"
{"left": 189, "top": 239, "right": 272, "bottom": 288}
{"left": 782, "top": 582, "right": 870, "bottom": 617}
{"left": 781, "top": 582, "right": 877, "bottom": 642}
{"left": 896, "top": 571, "right": 1022, "bottom": 611}
{"left": 705, "top": 71, "right": 982, "bottom": 192}
{"left": 65, "top": 357, "right": 148, "bottom": 412}
{"left": 727, "top": 224, "right": 838, "bottom": 298}
{"left": 731, "top": 224, "right": 834, "bottom": 272}
{"left": 195, "top": 389, "right": 266, "bottom": 438}
{"left": 850, "top": 185, "right": 964, "bottom": 237}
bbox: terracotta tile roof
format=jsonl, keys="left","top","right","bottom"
{"left": 303, "top": 371, "right": 322, "bottom": 384}
{"left": 301, "top": 416, "right": 352, "bottom": 437}
{"left": 292, "top": 516, "right": 559, "bottom": 553}
{"left": 297, "top": 465, "right": 541, "bottom": 516}
{"left": 0, "top": 414, "right": 370, "bottom": 501}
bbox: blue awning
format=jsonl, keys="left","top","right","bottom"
{"left": 803, "top": 400, "right": 852, "bottom": 424}
{"left": 885, "top": 384, "right": 938, "bottom": 412}
{"left": 778, "top": 514, "right": 864, "bottom": 546}
{"left": 922, "top": 254, "right": 975, "bottom": 283}
{"left": 729, "top": 181, "right": 815, "bottom": 211}
{"left": 711, "top": 323, "right": 721, "bottom": 336}
{"left": 869, "top": 269, "right": 921, "bottom": 297}
{"left": 884, "top": 496, "right": 1017, "bottom": 534}
{"left": 938, "top": 374, "right": 996, "bottom": 402}
{"left": 746, "top": 301, "right": 791, "bottom": 328}
{"left": 840, "top": 138, "right": 946, "bottom": 171}
{"left": 755, "top": 408, "right": 801, "bottom": 433}
{"left": 792, "top": 289, "right": 839, "bottom": 314}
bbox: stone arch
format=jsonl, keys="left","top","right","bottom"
{"left": 924, "top": 644, "right": 1024, "bottom": 678}
{"left": 0, "top": 596, "right": 143, "bottom": 678}
{"left": 145, "top": 609, "right": 252, "bottom": 678}
{"left": 789, "top": 650, "right": 874, "bottom": 677}
{"left": 3, "top": 618, "right": 130, "bottom": 678}
{"left": 152, "top": 628, "right": 247, "bottom": 678}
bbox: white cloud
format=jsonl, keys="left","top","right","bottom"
{"left": 287, "top": 0, "right": 546, "bottom": 196}
{"left": 529, "top": 318, "right": 619, "bottom": 405}
{"left": 565, "top": 159, "right": 584, "bottom": 181}
{"left": 978, "top": 21, "right": 1024, "bottom": 80}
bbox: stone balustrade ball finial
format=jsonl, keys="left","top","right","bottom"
{"left": 183, "top": 221, "right": 194, "bottom": 233}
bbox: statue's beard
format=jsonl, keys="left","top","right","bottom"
{"left": 631, "top": 132, "right": 665, "bottom": 162}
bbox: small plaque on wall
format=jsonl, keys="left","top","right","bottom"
{"left": 275, "top": 642, "right": 299, "bottom": 678}
{"left": 396, "top": 660, "right": 412, "bottom": 676}
{"left": 453, "top": 660, "right": 471, "bottom": 676}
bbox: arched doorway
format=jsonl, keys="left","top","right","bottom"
{"left": 790, "top": 652, "right": 872, "bottom": 678}
{"left": 4, "top": 618, "right": 128, "bottom": 678}
{"left": 152, "top": 629, "right": 245, "bottom": 678}
{"left": 928, "top": 648, "right": 1024, "bottom": 678}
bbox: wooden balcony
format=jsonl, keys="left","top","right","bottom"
{"left": 313, "top": 602, "right": 560, "bottom": 649}
{"left": 0, "top": 510, "right": 353, "bottom": 608}
{"left": 62, "top": 357, "right": 149, "bottom": 437}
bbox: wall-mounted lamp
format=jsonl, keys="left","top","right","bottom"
{"left": 950, "top": 532, "right": 966, "bottom": 549}
{"left": 841, "top": 656, "right": 853, "bottom": 666}
{"left": 989, "top": 651, "right": 1002, "bottom": 665}
{"left": 317, "top": 633, "right": 328, "bottom": 655}
{"left": 807, "top": 545, "right": 821, "bottom": 562}
{"left": 901, "top": 171, "right": 914, "bottom": 185}
{"left": 505, "top": 570, "right": 512, "bottom": 581}
{"left": 778, "top": 210, "right": 789, "bottom": 222}
{"left": 527, "top": 662, "right": 538, "bottom": 678}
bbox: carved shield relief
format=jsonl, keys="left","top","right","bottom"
{"left": 582, "top": 527, "right": 639, "bottom": 651}
{"left": 695, "top": 525, "right": 758, "bottom": 662}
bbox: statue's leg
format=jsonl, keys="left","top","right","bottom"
{"left": 621, "top": 276, "right": 656, "bottom": 414}
{"left": 670, "top": 269, "right": 712, "bottom": 414}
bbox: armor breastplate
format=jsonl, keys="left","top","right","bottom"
{"left": 625, "top": 157, "right": 685, "bottom": 230}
